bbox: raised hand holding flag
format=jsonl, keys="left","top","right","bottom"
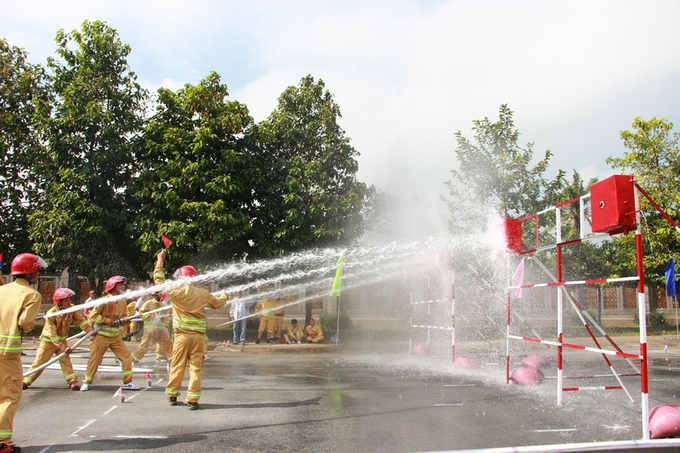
{"left": 161, "top": 235, "right": 172, "bottom": 249}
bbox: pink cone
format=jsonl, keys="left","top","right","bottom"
{"left": 521, "top": 354, "right": 555, "bottom": 368}
{"left": 412, "top": 343, "right": 429, "bottom": 356}
{"left": 453, "top": 356, "right": 478, "bottom": 369}
{"left": 650, "top": 405, "right": 680, "bottom": 438}
{"left": 511, "top": 365, "right": 544, "bottom": 385}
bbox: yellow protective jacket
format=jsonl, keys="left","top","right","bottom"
{"left": 255, "top": 299, "right": 277, "bottom": 318}
{"left": 274, "top": 299, "right": 285, "bottom": 316}
{"left": 305, "top": 324, "right": 323, "bottom": 338}
{"left": 88, "top": 294, "right": 127, "bottom": 337}
{"left": 40, "top": 305, "right": 92, "bottom": 344}
{"left": 0, "top": 278, "right": 42, "bottom": 356}
{"left": 126, "top": 301, "right": 137, "bottom": 317}
{"left": 286, "top": 324, "right": 303, "bottom": 340}
{"left": 140, "top": 297, "right": 167, "bottom": 331}
{"left": 154, "top": 261, "right": 227, "bottom": 334}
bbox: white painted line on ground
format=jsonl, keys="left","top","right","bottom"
{"left": 69, "top": 419, "right": 96, "bottom": 437}
{"left": 37, "top": 443, "right": 55, "bottom": 453}
{"left": 103, "top": 406, "right": 117, "bottom": 415}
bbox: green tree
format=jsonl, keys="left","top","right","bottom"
{"left": 0, "top": 39, "right": 50, "bottom": 260}
{"left": 29, "top": 20, "right": 148, "bottom": 288}
{"left": 606, "top": 116, "right": 680, "bottom": 288}
{"left": 132, "top": 72, "right": 253, "bottom": 272}
{"left": 250, "top": 75, "right": 367, "bottom": 255}
{"left": 445, "top": 104, "right": 564, "bottom": 232}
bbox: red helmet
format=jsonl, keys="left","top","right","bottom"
{"left": 173, "top": 265, "right": 198, "bottom": 279}
{"left": 53, "top": 287, "right": 76, "bottom": 304}
{"left": 105, "top": 275, "right": 127, "bottom": 293}
{"left": 10, "top": 253, "right": 48, "bottom": 275}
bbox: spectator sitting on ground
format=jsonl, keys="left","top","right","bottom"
{"left": 283, "top": 319, "right": 303, "bottom": 344}
{"left": 305, "top": 318, "right": 324, "bottom": 343}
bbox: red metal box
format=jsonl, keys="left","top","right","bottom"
{"left": 504, "top": 218, "right": 523, "bottom": 253}
{"left": 590, "top": 175, "right": 636, "bottom": 235}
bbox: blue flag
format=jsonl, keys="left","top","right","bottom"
{"left": 666, "top": 258, "right": 676, "bottom": 298}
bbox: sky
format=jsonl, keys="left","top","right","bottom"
{"left": 2, "top": 0, "right": 680, "bottom": 202}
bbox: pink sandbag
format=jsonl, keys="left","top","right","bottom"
{"left": 521, "top": 354, "right": 555, "bottom": 368}
{"left": 511, "top": 365, "right": 544, "bottom": 386}
{"left": 412, "top": 343, "right": 429, "bottom": 356}
{"left": 649, "top": 404, "right": 680, "bottom": 438}
{"left": 453, "top": 356, "right": 478, "bottom": 369}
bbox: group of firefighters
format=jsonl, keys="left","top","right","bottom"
{"left": 0, "top": 249, "right": 328, "bottom": 452}
{"left": 0, "top": 250, "right": 228, "bottom": 452}
{"left": 251, "top": 290, "right": 325, "bottom": 345}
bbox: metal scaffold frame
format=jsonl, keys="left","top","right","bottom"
{"left": 409, "top": 269, "right": 456, "bottom": 365}
{"left": 505, "top": 177, "right": 650, "bottom": 440}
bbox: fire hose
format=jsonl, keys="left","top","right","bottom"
{"left": 23, "top": 315, "right": 142, "bottom": 378}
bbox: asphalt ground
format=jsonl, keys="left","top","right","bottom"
{"left": 11, "top": 335, "right": 680, "bottom": 453}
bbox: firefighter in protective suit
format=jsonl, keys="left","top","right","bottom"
{"left": 254, "top": 291, "right": 276, "bottom": 344}
{"left": 283, "top": 318, "right": 304, "bottom": 344}
{"left": 23, "top": 288, "right": 92, "bottom": 390}
{"left": 305, "top": 318, "right": 324, "bottom": 343}
{"left": 131, "top": 292, "right": 173, "bottom": 363}
{"left": 80, "top": 276, "right": 139, "bottom": 391}
{"left": 0, "top": 253, "right": 46, "bottom": 453}
{"left": 153, "top": 250, "right": 227, "bottom": 410}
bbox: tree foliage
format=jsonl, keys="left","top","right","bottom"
{"left": 1, "top": 25, "right": 369, "bottom": 283}
{"left": 445, "top": 104, "right": 564, "bottom": 232}
{"left": 250, "top": 75, "right": 367, "bottom": 255}
{"left": 0, "top": 39, "right": 49, "bottom": 260}
{"left": 606, "top": 117, "right": 680, "bottom": 287}
{"left": 132, "top": 72, "right": 253, "bottom": 272}
{"left": 29, "top": 20, "right": 148, "bottom": 284}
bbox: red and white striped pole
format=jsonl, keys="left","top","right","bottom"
{"left": 556, "top": 207, "right": 564, "bottom": 405}
{"left": 451, "top": 263, "right": 456, "bottom": 366}
{"left": 635, "top": 185, "right": 650, "bottom": 440}
{"left": 506, "top": 255, "right": 511, "bottom": 384}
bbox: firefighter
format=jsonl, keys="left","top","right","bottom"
{"left": 305, "top": 318, "right": 324, "bottom": 343}
{"left": 272, "top": 297, "right": 285, "bottom": 340}
{"left": 0, "top": 253, "right": 46, "bottom": 452}
{"left": 153, "top": 250, "right": 227, "bottom": 410}
{"left": 283, "top": 319, "right": 304, "bottom": 344}
{"left": 131, "top": 292, "right": 173, "bottom": 363}
{"left": 80, "top": 276, "right": 140, "bottom": 391}
{"left": 254, "top": 290, "right": 276, "bottom": 345}
{"left": 23, "top": 288, "right": 92, "bottom": 390}
{"left": 124, "top": 298, "right": 142, "bottom": 342}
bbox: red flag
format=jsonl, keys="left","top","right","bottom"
{"left": 511, "top": 258, "right": 525, "bottom": 299}
{"left": 113, "top": 386, "right": 123, "bottom": 398}
{"left": 161, "top": 235, "right": 172, "bottom": 248}
{"left": 144, "top": 371, "right": 150, "bottom": 379}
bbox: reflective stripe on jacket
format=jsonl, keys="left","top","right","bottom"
{"left": 0, "top": 278, "right": 42, "bottom": 355}
{"left": 153, "top": 261, "right": 227, "bottom": 334}
{"left": 40, "top": 305, "right": 91, "bottom": 343}
{"left": 88, "top": 294, "right": 127, "bottom": 337}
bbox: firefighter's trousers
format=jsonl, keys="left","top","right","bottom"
{"left": 166, "top": 331, "right": 208, "bottom": 403}
{"left": 84, "top": 334, "right": 133, "bottom": 384}
{"left": 132, "top": 330, "right": 173, "bottom": 362}
{"left": 24, "top": 341, "right": 77, "bottom": 385}
{"left": 0, "top": 355, "right": 22, "bottom": 444}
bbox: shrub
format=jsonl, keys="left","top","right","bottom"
{"left": 633, "top": 311, "right": 666, "bottom": 327}
{"left": 319, "top": 311, "right": 353, "bottom": 334}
